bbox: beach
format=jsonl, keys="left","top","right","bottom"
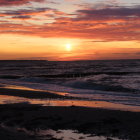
{"left": 1, "top": 0, "right": 140, "bottom": 137}
{"left": 0, "top": 86, "right": 140, "bottom": 140}
{"left": 0, "top": 60, "right": 140, "bottom": 140}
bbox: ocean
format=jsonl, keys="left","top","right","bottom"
{"left": 0, "top": 60, "right": 140, "bottom": 107}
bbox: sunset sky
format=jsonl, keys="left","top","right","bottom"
{"left": 0, "top": 0, "right": 140, "bottom": 60}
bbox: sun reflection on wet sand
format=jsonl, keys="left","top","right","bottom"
{"left": 0, "top": 95, "right": 139, "bottom": 112}
{"left": 2, "top": 84, "right": 69, "bottom": 96}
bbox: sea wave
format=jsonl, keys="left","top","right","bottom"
{"left": 0, "top": 60, "right": 140, "bottom": 107}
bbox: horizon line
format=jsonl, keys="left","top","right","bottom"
{"left": 0, "top": 59, "right": 140, "bottom": 61}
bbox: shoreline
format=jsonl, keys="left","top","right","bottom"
{"left": 0, "top": 86, "right": 140, "bottom": 139}
{"left": 0, "top": 87, "right": 66, "bottom": 99}
{"left": 0, "top": 87, "right": 140, "bottom": 112}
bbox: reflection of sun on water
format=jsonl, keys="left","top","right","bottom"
{"left": 66, "top": 44, "right": 72, "bottom": 51}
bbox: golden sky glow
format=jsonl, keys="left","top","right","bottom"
{"left": 0, "top": 0, "right": 140, "bottom": 60}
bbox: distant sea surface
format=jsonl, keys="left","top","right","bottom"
{"left": 0, "top": 60, "right": 140, "bottom": 107}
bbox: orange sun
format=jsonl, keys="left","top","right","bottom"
{"left": 66, "top": 44, "right": 72, "bottom": 51}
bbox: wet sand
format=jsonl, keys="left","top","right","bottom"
{"left": 0, "top": 87, "right": 140, "bottom": 140}
{"left": 0, "top": 87, "right": 66, "bottom": 99}
{"left": 0, "top": 86, "right": 139, "bottom": 112}
{"left": 0, "top": 103, "right": 140, "bottom": 140}
{"left": 0, "top": 126, "right": 35, "bottom": 140}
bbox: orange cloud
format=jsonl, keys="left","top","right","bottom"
{"left": 0, "top": 0, "right": 45, "bottom": 6}
{"left": 0, "top": 5, "right": 140, "bottom": 41}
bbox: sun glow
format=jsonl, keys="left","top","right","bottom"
{"left": 66, "top": 44, "right": 72, "bottom": 51}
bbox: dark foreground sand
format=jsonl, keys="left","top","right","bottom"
{"left": 0, "top": 87, "right": 140, "bottom": 140}
{"left": 0, "top": 103, "right": 140, "bottom": 140}
{"left": 0, "top": 126, "right": 35, "bottom": 140}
